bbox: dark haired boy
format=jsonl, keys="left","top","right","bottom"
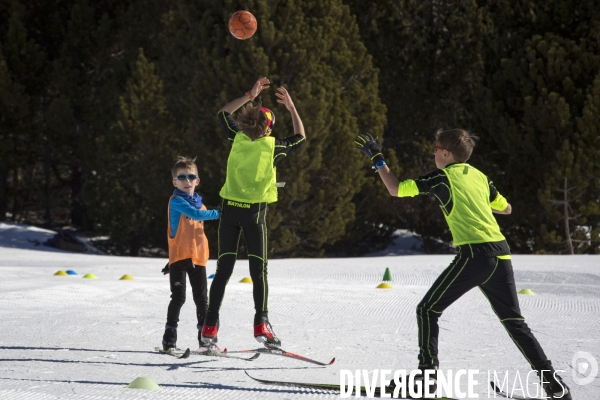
{"left": 354, "top": 129, "right": 571, "bottom": 399}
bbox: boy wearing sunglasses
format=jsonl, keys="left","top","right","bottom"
{"left": 201, "top": 77, "right": 306, "bottom": 349}
{"left": 354, "top": 129, "right": 571, "bottom": 399}
{"left": 161, "top": 157, "right": 221, "bottom": 351}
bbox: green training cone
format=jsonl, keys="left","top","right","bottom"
{"left": 82, "top": 273, "right": 98, "bottom": 279}
{"left": 240, "top": 277, "right": 253, "bottom": 283}
{"left": 376, "top": 282, "right": 393, "bottom": 289}
{"left": 383, "top": 267, "right": 393, "bottom": 282}
{"left": 518, "top": 288, "right": 535, "bottom": 295}
{"left": 126, "top": 376, "right": 160, "bottom": 390}
{"left": 54, "top": 270, "right": 68, "bottom": 276}
{"left": 120, "top": 274, "right": 134, "bottom": 280}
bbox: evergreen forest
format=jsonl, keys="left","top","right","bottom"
{"left": 1, "top": 0, "right": 599, "bottom": 256}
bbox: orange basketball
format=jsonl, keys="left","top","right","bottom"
{"left": 228, "top": 10, "right": 257, "bottom": 40}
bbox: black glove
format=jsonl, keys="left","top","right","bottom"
{"left": 161, "top": 263, "right": 169, "bottom": 275}
{"left": 354, "top": 133, "right": 385, "bottom": 164}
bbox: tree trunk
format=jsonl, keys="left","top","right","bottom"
{"left": 564, "top": 178, "right": 574, "bottom": 254}
{"left": 0, "top": 169, "right": 7, "bottom": 221}
{"left": 44, "top": 144, "right": 51, "bottom": 226}
{"left": 70, "top": 161, "right": 83, "bottom": 227}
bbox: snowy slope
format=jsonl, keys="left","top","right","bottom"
{"left": 0, "top": 223, "right": 598, "bottom": 399}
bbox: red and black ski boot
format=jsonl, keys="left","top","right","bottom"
{"left": 254, "top": 315, "right": 281, "bottom": 348}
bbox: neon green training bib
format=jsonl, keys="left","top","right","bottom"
{"left": 220, "top": 133, "right": 278, "bottom": 203}
{"left": 442, "top": 164, "right": 506, "bottom": 245}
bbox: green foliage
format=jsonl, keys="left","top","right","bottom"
{"left": 573, "top": 72, "right": 600, "bottom": 253}
{"left": 347, "top": 0, "right": 600, "bottom": 254}
{"left": 475, "top": 12, "right": 600, "bottom": 253}
{"left": 2, "top": 0, "right": 599, "bottom": 256}
{"left": 0, "top": 0, "right": 129, "bottom": 229}
{"left": 42, "top": 0, "right": 126, "bottom": 228}
{"left": 0, "top": 0, "right": 46, "bottom": 222}
{"left": 92, "top": 49, "right": 182, "bottom": 255}
{"left": 538, "top": 140, "right": 589, "bottom": 253}
{"left": 346, "top": 0, "right": 491, "bottom": 251}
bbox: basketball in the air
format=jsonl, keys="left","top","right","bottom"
{"left": 228, "top": 10, "right": 257, "bottom": 40}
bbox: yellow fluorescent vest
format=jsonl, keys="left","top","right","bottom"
{"left": 441, "top": 164, "right": 506, "bottom": 246}
{"left": 220, "top": 133, "right": 278, "bottom": 203}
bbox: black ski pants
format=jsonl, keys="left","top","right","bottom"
{"left": 417, "top": 254, "right": 554, "bottom": 374}
{"left": 206, "top": 199, "right": 269, "bottom": 325}
{"left": 166, "top": 258, "right": 207, "bottom": 328}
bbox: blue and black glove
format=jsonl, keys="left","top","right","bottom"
{"left": 354, "top": 133, "right": 386, "bottom": 169}
{"left": 161, "top": 263, "right": 169, "bottom": 275}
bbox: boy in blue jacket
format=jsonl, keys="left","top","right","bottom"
{"left": 162, "top": 157, "right": 220, "bottom": 351}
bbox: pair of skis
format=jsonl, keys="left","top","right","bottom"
{"left": 156, "top": 347, "right": 542, "bottom": 399}
{"left": 155, "top": 345, "right": 334, "bottom": 366}
{"left": 155, "top": 346, "right": 258, "bottom": 361}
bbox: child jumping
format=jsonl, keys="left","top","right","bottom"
{"left": 201, "top": 77, "right": 306, "bottom": 348}
{"left": 162, "top": 157, "right": 220, "bottom": 351}
{"left": 354, "top": 130, "right": 571, "bottom": 399}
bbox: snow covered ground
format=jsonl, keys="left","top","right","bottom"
{"left": 0, "top": 222, "right": 598, "bottom": 399}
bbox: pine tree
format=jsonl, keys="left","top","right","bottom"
{"left": 41, "top": 0, "right": 127, "bottom": 229}
{"left": 0, "top": 0, "right": 46, "bottom": 223}
{"left": 573, "top": 73, "right": 600, "bottom": 253}
{"left": 0, "top": 1, "right": 129, "bottom": 229}
{"left": 475, "top": 7, "right": 600, "bottom": 253}
{"left": 0, "top": 49, "right": 30, "bottom": 222}
{"left": 345, "top": 0, "right": 491, "bottom": 251}
{"left": 538, "top": 140, "right": 589, "bottom": 254}
{"left": 93, "top": 48, "right": 181, "bottom": 255}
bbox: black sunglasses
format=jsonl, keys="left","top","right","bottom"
{"left": 175, "top": 174, "right": 198, "bottom": 181}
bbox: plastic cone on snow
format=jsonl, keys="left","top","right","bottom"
{"left": 120, "top": 274, "right": 134, "bottom": 280}
{"left": 66, "top": 270, "right": 77, "bottom": 275}
{"left": 54, "top": 270, "right": 68, "bottom": 276}
{"left": 376, "top": 268, "right": 393, "bottom": 288}
{"left": 126, "top": 377, "right": 160, "bottom": 390}
{"left": 383, "top": 267, "right": 393, "bottom": 282}
{"left": 376, "top": 282, "right": 393, "bottom": 289}
{"left": 239, "top": 277, "right": 253, "bottom": 283}
{"left": 518, "top": 288, "right": 535, "bottom": 295}
{"left": 82, "top": 273, "right": 97, "bottom": 279}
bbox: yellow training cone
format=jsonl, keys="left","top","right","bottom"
{"left": 54, "top": 270, "right": 68, "bottom": 276}
{"left": 82, "top": 273, "right": 98, "bottom": 279}
{"left": 120, "top": 274, "right": 134, "bottom": 280}
{"left": 376, "top": 282, "right": 393, "bottom": 289}
{"left": 239, "top": 277, "right": 253, "bottom": 283}
{"left": 518, "top": 288, "right": 535, "bottom": 295}
{"left": 126, "top": 376, "right": 160, "bottom": 390}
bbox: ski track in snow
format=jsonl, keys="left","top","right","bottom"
{"left": 0, "top": 248, "right": 599, "bottom": 399}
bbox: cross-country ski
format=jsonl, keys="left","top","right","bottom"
{"left": 225, "top": 347, "right": 334, "bottom": 366}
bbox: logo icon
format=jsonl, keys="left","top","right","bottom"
{"left": 572, "top": 351, "right": 598, "bottom": 386}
